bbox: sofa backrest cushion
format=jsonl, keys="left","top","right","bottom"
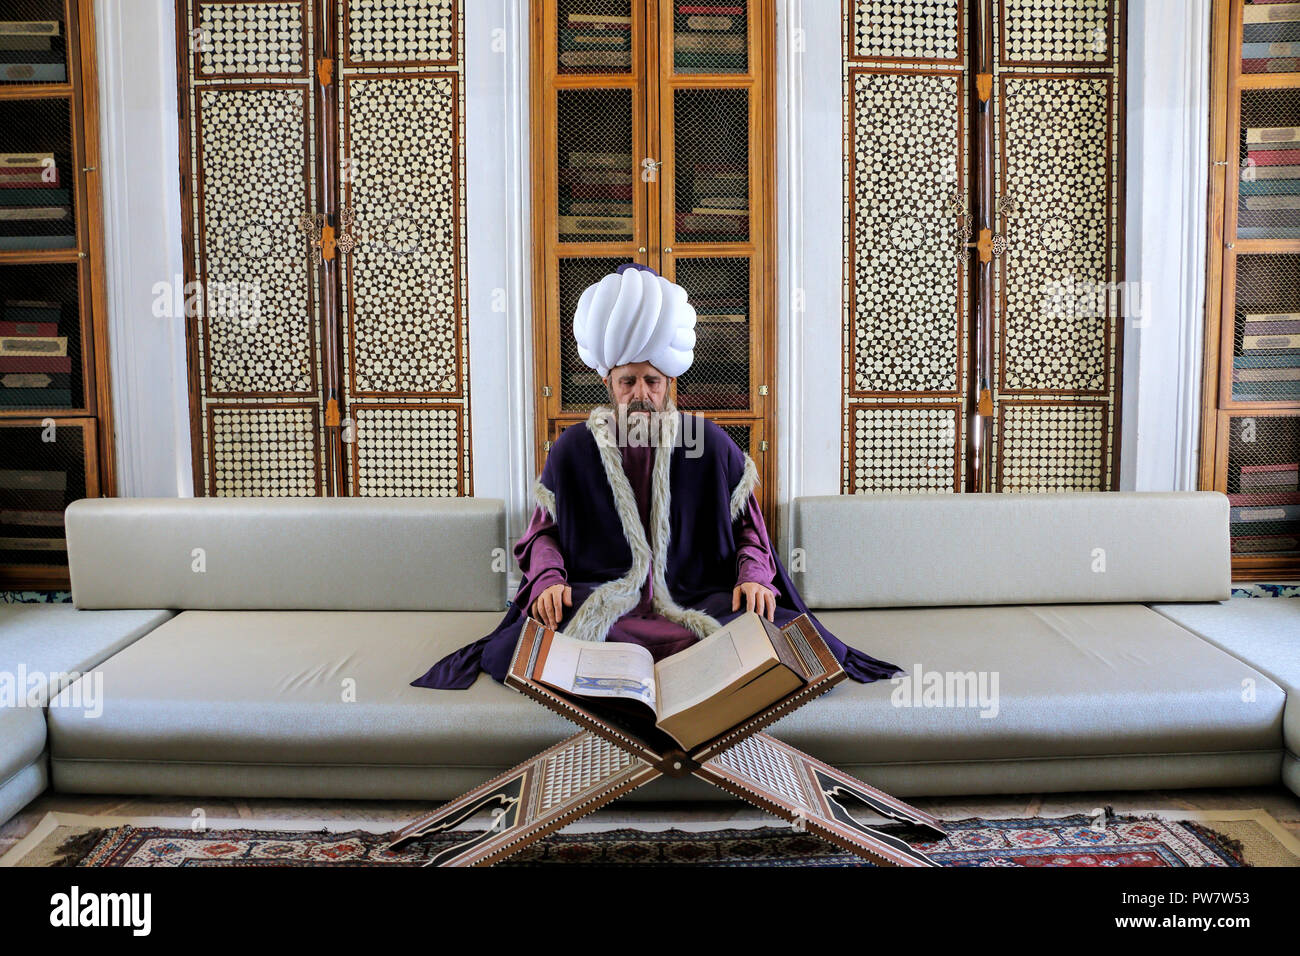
{"left": 66, "top": 497, "right": 507, "bottom": 611}
{"left": 791, "top": 492, "right": 1230, "bottom": 608}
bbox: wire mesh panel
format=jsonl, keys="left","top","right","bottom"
{"left": 559, "top": 255, "right": 632, "bottom": 410}
{"left": 0, "top": 96, "right": 76, "bottom": 251}
{"left": 0, "top": 419, "right": 88, "bottom": 569}
{"left": 1231, "top": 254, "right": 1300, "bottom": 403}
{"left": 557, "top": 0, "right": 632, "bottom": 75}
{"left": 0, "top": 1, "right": 69, "bottom": 84}
{"left": 0, "top": 262, "right": 83, "bottom": 410}
{"left": 673, "top": 88, "right": 749, "bottom": 244}
{"left": 719, "top": 422, "right": 751, "bottom": 456}
{"left": 1226, "top": 412, "right": 1300, "bottom": 556}
{"left": 558, "top": 89, "right": 635, "bottom": 243}
{"left": 672, "top": 1, "right": 747, "bottom": 75}
{"left": 1238, "top": 88, "right": 1300, "bottom": 240}
{"left": 1241, "top": 0, "right": 1300, "bottom": 75}
{"left": 672, "top": 256, "right": 750, "bottom": 411}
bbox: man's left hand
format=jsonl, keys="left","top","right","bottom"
{"left": 733, "top": 581, "right": 776, "bottom": 622}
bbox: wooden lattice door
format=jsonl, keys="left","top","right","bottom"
{"left": 176, "top": 0, "right": 471, "bottom": 497}
{"left": 843, "top": 0, "right": 1126, "bottom": 494}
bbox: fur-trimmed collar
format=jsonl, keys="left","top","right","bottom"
{"left": 558, "top": 404, "right": 719, "bottom": 642}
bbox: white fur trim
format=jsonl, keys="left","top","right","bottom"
{"left": 647, "top": 409, "right": 723, "bottom": 639}
{"left": 563, "top": 404, "right": 722, "bottom": 643}
{"left": 561, "top": 406, "right": 653, "bottom": 642}
{"left": 533, "top": 477, "right": 557, "bottom": 521}
{"left": 729, "top": 452, "right": 760, "bottom": 523}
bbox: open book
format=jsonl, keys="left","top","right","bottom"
{"left": 524, "top": 610, "right": 813, "bottom": 751}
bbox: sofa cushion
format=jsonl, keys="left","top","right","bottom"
{"left": 792, "top": 492, "right": 1230, "bottom": 608}
{"left": 1148, "top": 598, "right": 1300, "bottom": 759}
{"left": 48, "top": 609, "right": 575, "bottom": 767}
{"left": 768, "top": 603, "right": 1284, "bottom": 764}
{"left": 48, "top": 604, "right": 1282, "bottom": 777}
{"left": 64, "top": 497, "right": 507, "bottom": 611}
{"left": 0, "top": 704, "right": 45, "bottom": 788}
{"left": 0, "top": 604, "right": 175, "bottom": 698}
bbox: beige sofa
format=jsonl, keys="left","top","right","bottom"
{"left": 0, "top": 490, "right": 1296, "bottom": 827}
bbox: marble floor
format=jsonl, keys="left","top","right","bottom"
{"left": 4, "top": 784, "right": 1299, "bottom": 860}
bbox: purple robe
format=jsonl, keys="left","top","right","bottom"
{"left": 411, "top": 408, "right": 902, "bottom": 689}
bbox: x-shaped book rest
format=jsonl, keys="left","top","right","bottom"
{"left": 388, "top": 614, "right": 946, "bottom": 866}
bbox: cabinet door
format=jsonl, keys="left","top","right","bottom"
{"left": 336, "top": 0, "right": 471, "bottom": 497}
{"left": 988, "top": 0, "right": 1124, "bottom": 492}
{"left": 0, "top": 417, "right": 98, "bottom": 587}
{"left": 181, "top": 0, "right": 327, "bottom": 495}
{"left": 843, "top": 0, "right": 969, "bottom": 494}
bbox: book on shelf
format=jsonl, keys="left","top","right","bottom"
{"left": 695, "top": 313, "right": 747, "bottom": 323}
{"left": 681, "top": 14, "right": 737, "bottom": 32}
{"left": 0, "top": 22, "right": 66, "bottom": 82}
{"left": 1238, "top": 179, "right": 1300, "bottom": 195}
{"left": 1245, "top": 2, "right": 1300, "bottom": 25}
{"left": 1243, "top": 56, "right": 1300, "bottom": 72}
{"left": 1247, "top": 125, "right": 1300, "bottom": 146}
{"left": 0, "top": 468, "right": 67, "bottom": 492}
{"left": 1232, "top": 534, "right": 1300, "bottom": 553}
{"left": 568, "top": 151, "right": 631, "bottom": 169}
{"left": 0, "top": 335, "right": 67, "bottom": 357}
{"left": 0, "top": 507, "right": 65, "bottom": 527}
{"left": 1244, "top": 22, "right": 1300, "bottom": 42}
{"left": 559, "top": 50, "right": 632, "bottom": 68}
{"left": 522, "top": 609, "right": 809, "bottom": 751}
{"left": 0, "top": 354, "right": 72, "bottom": 372}
{"left": 562, "top": 201, "right": 632, "bottom": 217}
{"left": 1231, "top": 503, "right": 1300, "bottom": 521}
{"left": 1244, "top": 333, "right": 1300, "bottom": 349}
{"left": 1229, "top": 490, "right": 1300, "bottom": 505}
{"left": 0, "top": 537, "right": 66, "bottom": 553}
{"left": 1242, "top": 194, "right": 1300, "bottom": 209}
{"left": 558, "top": 214, "right": 633, "bottom": 236}
{"left": 1233, "top": 367, "right": 1300, "bottom": 381}
{"left": 566, "top": 13, "right": 631, "bottom": 27}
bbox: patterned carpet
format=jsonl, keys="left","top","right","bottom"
{"left": 27, "top": 809, "right": 1297, "bottom": 867}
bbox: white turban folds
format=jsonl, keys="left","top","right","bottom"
{"left": 572, "top": 266, "right": 697, "bottom": 379}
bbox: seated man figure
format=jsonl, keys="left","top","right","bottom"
{"left": 411, "top": 263, "right": 901, "bottom": 690}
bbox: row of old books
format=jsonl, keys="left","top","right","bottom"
{"left": 558, "top": 10, "right": 631, "bottom": 72}
{"left": 1243, "top": 2, "right": 1300, "bottom": 73}
{"left": 1233, "top": 311, "right": 1300, "bottom": 399}
{"left": 1239, "top": 126, "right": 1300, "bottom": 238}
{"left": 0, "top": 299, "right": 72, "bottom": 408}
{"left": 1231, "top": 459, "right": 1300, "bottom": 552}
{"left": 559, "top": 150, "right": 634, "bottom": 238}
{"left": 0, "top": 466, "right": 68, "bottom": 560}
{"left": 0, "top": 20, "right": 66, "bottom": 83}
{"left": 673, "top": 5, "right": 747, "bottom": 73}
{"left": 677, "top": 163, "right": 747, "bottom": 239}
{"left": 0, "top": 152, "right": 74, "bottom": 250}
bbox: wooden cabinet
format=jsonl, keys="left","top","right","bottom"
{"left": 0, "top": 0, "right": 115, "bottom": 589}
{"left": 1204, "top": 0, "right": 1300, "bottom": 579}
{"left": 530, "top": 0, "right": 775, "bottom": 518}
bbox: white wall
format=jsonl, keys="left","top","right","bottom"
{"left": 98, "top": 1, "right": 1210, "bottom": 557}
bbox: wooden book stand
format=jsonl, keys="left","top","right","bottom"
{"left": 387, "top": 614, "right": 946, "bottom": 866}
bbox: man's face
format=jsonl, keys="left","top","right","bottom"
{"left": 604, "top": 361, "right": 672, "bottom": 414}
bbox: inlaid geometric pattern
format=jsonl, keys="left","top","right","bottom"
{"left": 996, "top": 403, "right": 1105, "bottom": 491}
{"left": 210, "top": 405, "right": 319, "bottom": 496}
{"left": 346, "top": 0, "right": 455, "bottom": 64}
{"left": 538, "top": 733, "right": 635, "bottom": 812}
{"left": 851, "top": 71, "right": 962, "bottom": 394}
{"left": 351, "top": 406, "right": 462, "bottom": 497}
{"left": 850, "top": 405, "right": 958, "bottom": 494}
{"left": 195, "top": 1, "right": 306, "bottom": 76}
{"left": 1001, "top": 76, "right": 1110, "bottom": 393}
{"left": 712, "top": 735, "right": 815, "bottom": 812}
{"left": 850, "top": 0, "right": 961, "bottom": 61}
{"left": 1003, "top": 0, "right": 1110, "bottom": 64}
{"left": 198, "top": 87, "right": 314, "bottom": 395}
{"left": 344, "top": 76, "right": 460, "bottom": 394}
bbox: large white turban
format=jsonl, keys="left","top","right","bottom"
{"left": 572, "top": 265, "right": 696, "bottom": 379}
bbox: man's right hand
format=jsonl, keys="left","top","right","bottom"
{"left": 532, "top": 583, "right": 572, "bottom": 628}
